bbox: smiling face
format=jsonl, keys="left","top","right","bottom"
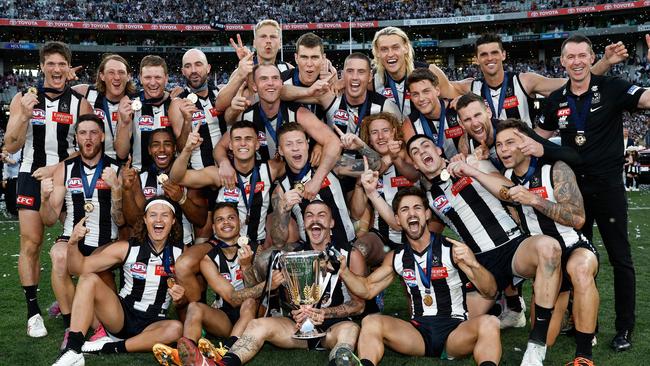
{"left": 457, "top": 100, "right": 493, "bottom": 144}
{"left": 561, "top": 42, "right": 595, "bottom": 84}
{"left": 395, "top": 195, "right": 430, "bottom": 241}
{"left": 495, "top": 127, "right": 527, "bottom": 170}
{"left": 229, "top": 127, "right": 259, "bottom": 162}
{"left": 182, "top": 49, "right": 211, "bottom": 90}
{"left": 76, "top": 120, "right": 104, "bottom": 160}
{"left": 99, "top": 59, "right": 129, "bottom": 99}
{"left": 368, "top": 118, "right": 396, "bottom": 155}
{"left": 408, "top": 137, "right": 445, "bottom": 177}
{"left": 376, "top": 34, "right": 408, "bottom": 78}
{"left": 41, "top": 52, "right": 70, "bottom": 90}
{"left": 343, "top": 58, "right": 371, "bottom": 101}
{"left": 254, "top": 24, "right": 281, "bottom": 62}
{"left": 304, "top": 202, "right": 334, "bottom": 247}
{"left": 278, "top": 129, "right": 309, "bottom": 172}
{"left": 148, "top": 130, "right": 175, "bottom": 169}
{"left": 140, "top": 65, "right": 168, "bottom": 99}
{"left": 145, "top": 203, "right": 176, "bottom": 242}
{"left": 408, "top": 79, "right": 440, "bottom": 116}
{"left": 212, "top": 205, "right": 240, "bottom": 242}
{"left": 475, "top": 42, "right": 506, "bottom": 78}
{"left": 253, "top": 65, "right": 283, "bottom": 104}
{"left": 294, "top": 45, "right": 323, "bottom": 85}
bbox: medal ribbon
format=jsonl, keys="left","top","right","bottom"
{"left": 80, "top": 159, "right": 104, "bottom": 200}
{"left": 566, "top": 93, "right": 592, "bottom": 136}
{"left": 418, "top": 98, "right": 446, "bottom": 148}
{"left": 405, "top": 232, "right": 440, "bottom": 293}
{"left": 287, "top": 162, "right": 312, "bottom": 185}
{"left": 140, "top": 90, "right": 164, "bottom": 105}
{"left": 101, "top": 96, "right": 117, "bottom": 137}
{"left": 236, "top": 166, "right": 260, "bottom": 215}
{"left": 514, "top": 157, "right": 538, "bottom": 186}
{"left": 386, "top": 72, "right": 407, "bottom": 114}
{"left": 340, "top": 93, "right": 369, "bottom": 135}
{"left": 481, "top": 73, "right": 509, "bottom": 128}
{"left": 293, "top": 70, "right": 318, "bottom": 114}
{"left": 259, "top": 104, "right": 283, "bottom": 145}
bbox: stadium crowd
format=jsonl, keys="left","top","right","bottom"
{"left": 1, "top": 19, "right": 649, "bottom": 366}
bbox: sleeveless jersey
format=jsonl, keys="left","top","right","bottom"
{"left": 131, "top": 95, "right": 172, "bottom": 170}
{"left": 206, "top": 237, "right": 260, "bottom": 309}
{"left": 374, "top": 165, "right": 417, "bottom": 243}
{"left": 407, "top": 100, "right": 463, "bottom": 160}
{"left": 241, "top": 102, "right": 299, "bottom": 162}
{"left": 281, "top": 68, "right": 327, "bottom": 121}
{"left": 86, "top": 86, "right": 119, "bottom": 159}
{"left": 471, "top": 72, "right": 534, "bottom": 127}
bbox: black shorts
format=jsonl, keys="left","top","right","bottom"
{"left": 218, "top": 302, "right": 241, "bottom": 326}
{"left": 108, "top": 299, "right": 166, "bottom": 339}
{"left": 410, "top": 316, "right": 463, "bottom": 358}
{"left": 16, "top": 172, "right": 41, "bottom": 211}
{"left": 560, "top": 240, "right": 600, "bottom": 292}
{"left": 56, "top": 235, "right": 114, "bottom": 257}
{"left": 307, "top": 317, "right": 350, "bottom": 350}
{"left": 475, "top": 235, "right": 526, "bottom": 291}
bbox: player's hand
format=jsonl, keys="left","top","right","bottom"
{"left": 162, "top": 182, "right": 184, "bottom": 202}
{"left": 308, "top": 79, "right": 330, "bottom": 98}
{"left": 360, "top": 156, "right": 379, "bottom": 195}
{"left": 69, "top": 217, "right": 89, "bottom": 244}
{"left": 229, "top": 34, "right": 253, "bottom": 60}
{"left": 310, "top": 144, "right": 323, "bottom": 167}
{"left": 333, "top": 125, "right": 364, "bottom": 151}
{"left": 40, "top": 177, "right": 54, "bottom": 200}
{"left": 473, "top": 141, "right": 490, "bottom": 161}
{"left": 603, "top": 41, "right": 629, "bottom": 65}
{"left": 291, "top": 305, "right": 310, "bottom": 325}
{"left": 508, "top": 185, "right": 539, "bottom": 206}
{"left": 302, "top": 179, "right": 320, "bottom": 201}
{"left": 66, "top": 65, "right": 82, "bottom": 82}
{"left": 118, "top": 96, "right": 134, "bottom": 124}
{"left": 319, "top": 56, "right": 336, "bottom": 84}
{"left": 237, "top": 52, "right": 254, "bottom": 80}
{"left": 169, "top": 86, "right": 184, "bottom": 99}
{"left": 280, "top": 189, "right": 303, "bottom": 213}
{"left": 513, "top": 129, "right": 544, "bottom": 157}
{"left": 168, "top": 282, "right": 186, "bottom": 303}
{"left": 218, "top": 160, "right": 237, "bottom": 189}
{"left": 449, "top": 153, "right": 466, "bottom": 163}
{"left": 32, "top": 164, "right": 56, "bottom": 181}
{"left": 306, "top": 307, "right": 325, "bottom": 326}
{"left": 238, "top": 241, "right": 254, "bottom": 267}
{"left": 19, "top": 92, "right": 39, "bottom": 120}
{"left": 448, "top": 237, "right": 479, "bottom": 268}
{"left": 270, "top": 269, "right": 284, "bottom": 290}
{"left": 102, "top": 167, "right": 120, "bottom": 189}
{"left": 179, "top": 98, "right": 198, "bottom": 122}
{"left": 387, "top": 140, "right": 403, "bottom": 161}
{"left": 184, "top": 122, "right": 203, "bottom": 153}
{"left": 447, "top": 160, "right": 479, "bottom": 178}
{"left": 230, "top": 83, "right": 251, "bottom": 113}
{"left": 120, "top": 156, "right": 136, "bottom": 191}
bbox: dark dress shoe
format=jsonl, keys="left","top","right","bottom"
{"left": 610, "top": 330, "right": 632, "bottom": 352}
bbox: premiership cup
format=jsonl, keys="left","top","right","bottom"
{"left": 280, "top": 250, "right": 327, "bottom": 339}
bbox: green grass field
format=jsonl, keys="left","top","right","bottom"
{"left": 1, "top": 190, "right": 649, "bottom": 365}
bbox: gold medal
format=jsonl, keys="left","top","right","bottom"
{"left": 27, "top": 87, "right": 38, "bottom": 95}
{"left": 293, "top": 182, "right": 305, "bottom": 193}
{"left": 167, "top": 277, "right": 176, "bottom": 288}
{"left": 131, "top": 99, "right": 142, "bottom": 111}
{"left": 575, "top": 133, "right": 586, "bottom": 146}
{"left": 187, "top": 93, "right": 198, "bottom": 104}
{"left": 439, "top": 169, "right": 450, "bottom": 182}
{"left": 84, "top": 201, "right": 94, "bottom": 213}
{"left": 499, "top": 186, "right": 511, "bottom": 201}
{"left": 237, "top": 236, "right": 249, "bottom": 247}
{"left": 423, "top": 294, "right": 433, "bottom": 306}
{"left": 157, "top": 173, "right": 169, "bottom": 184}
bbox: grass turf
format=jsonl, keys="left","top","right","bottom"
{"left": 1, "top": 189, "right": 649, "bottom": 365}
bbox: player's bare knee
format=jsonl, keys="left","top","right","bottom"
{"left": 360, "top": 314, "right": 384, "bottom": 332}
{"left": 478, "top": 315, "right": 500, "bottom": 336}
{"left": 186, "top": 301, "right": 203, "bottom": 317}
{"left": 245, "top": 318, "right": 270, "bottom": 337}
{"left": 240, "top": 298, "right": 257, "bottom": 313}
{"left": 77, "top": 272, "right": 101, "bottom": 289}
{"left": 537, "top": 238, "right": 561, "bottom": 267}
{"left": 162, "top": 320, "right": 183, "bottom": 342}
{"left": 568, "top": 260, "right": 595, "bottom": 293}
{"left": 174, "top": 254, "right": 197, "bottom": 279}
{"left": 49, "top": 243, "right": 68, "bottom": 273}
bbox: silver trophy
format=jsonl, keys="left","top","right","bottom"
{"left": 280, "top": 250, "right": 327, "bottom": 339}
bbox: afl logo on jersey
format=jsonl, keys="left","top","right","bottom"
{"left": 333, "top": 109, "right": 349, "bottom": 126}
{"left": 31, "top": 109, "right": 46, "bottom": 126}
{"left": 382, "top": 89, "right": 393, "bottom": 98}
{"left": 223, "top": 188, "right": 240, "bottom": 203}
{"left": 94, "top": 108, "right": 106, "bottom": 119}
{"left": 402, "top": 268, "right": 417, "bottom": 287}
{"left": 257, "top": 131, "right": 267, "bottom": 146}
{"left": 67, "top": 177, "right": 84, "bottom": 194}
{"left": 433, "top": 195, "right": 451, "bottom": 214}
{"left": 138, "top": 115, "right": 155, "bottom": 131}
{"left": 191, "top": 111, "right": 207, "bottom": 128}
{"left": 130, "top": 262, "right": 147, "bottom": 280}
{"left": 143, "top": 186, "right": 156, "bottom": 199}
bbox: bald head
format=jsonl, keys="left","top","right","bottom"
{"left": 182, "top": 49, "right": 211, "bottom": 89}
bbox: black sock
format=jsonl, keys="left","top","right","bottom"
{"left": 62, "top": 313, "right": 71, "bottom": 329}
{"left": 506, "top": 295, "right": 523, "bottom": 312}
{"left": 530, "top": 304, "right": 553, "bottom": 345}
{"left": 221, "top": 352, "right": 242, "bottom": 366}
{"left": 487, "top": 302, "right": 502, "bottom": 317}
{"left": 328, "top": 360, "right": 337, "bottom": 366}
{"left": 100, "top": 340, "right": 127, "bottom": 354}
{"left": 480, "top": 362, "right": 497, "bottom": 366}
{"left": 360, "top": 360, "right": 375, "bottom": 366}
{"left": 67, "top": 331, "right": 85, "bottom": 353}
{"left": 575, "top": 331, "right": 594, "bottom": 359}
{"left": 225, "top": 335, "right": 239, "bottom": 348}
{"left": 23, "top": 285, "right": 41, "bottom": 318}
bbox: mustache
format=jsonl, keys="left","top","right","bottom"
{"left": 307, "top": 222, "right": 325, "bottom": 230}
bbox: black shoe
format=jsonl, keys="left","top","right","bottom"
{"left": 610, "top": 330, "right": 632, "bottom": 352}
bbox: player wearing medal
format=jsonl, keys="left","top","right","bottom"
{"left": 52, "top": 197, "right": 185, "bottom": 365}
{"left": 536, "top": 34, "right": 650, "bottom": 352}
{"left": 39, "top": 114, "right": 123, "bottom": 344}
{"left": 336, "top": 187, "right": 501, "bottom": 366}
{"left": 121, "top": 128, "right": 207, "bottom": 247}
{"left": 5, "top": 41, "right": 93, "bottom": 338}
{"left": 153, "top": 202, "right": 284, "bottom": 366}
{"left": 72, "top": 54, "right": 137, "bottom": 160}
{"left": 114, "top": 55, "right": 175, "bottom": 170}
{"left": 190, "top": 200, "right": 365, "bottom": 366}
{"left": 495, "top": 119, "right": 599, "bottom": 365}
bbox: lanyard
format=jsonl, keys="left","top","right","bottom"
{"left": 418, "top": 98, "right": 446, "bottom": 148}
{"left": 236, "top": 166, "right": 260, "bottom": 214}
{"left": 515, "top": 157, "right": 538, "bottom": 186}
{"left": 140, "top": 90, "right": 164, "bottom": 105}
{"left": 386, "top": 72, "right": 407, "bottom": 114}
{"left": 340, "top": 94, "right": 369, "bottom": 135}
{"left": 405, "top": 233, "right": 440, "bottom": 293}
{"left": 101, "top": 96, "right": 116, "bottom": 137}
{"left": 482, "top": 73, "right": 509, "bottom": 127}
{"left": 287, "top": 162, "right": 311, "bottom": 184}
{"left": 566, "top": 93, "right": 592, "bottom": 134}
{"left": 80, "top": 159, "right": 104, "bottom": 200}
{"left": 259, "top": 104, "right": 283, "bottom": 144}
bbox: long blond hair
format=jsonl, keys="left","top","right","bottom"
{"left": 371, "top": 27, "right": 415, "bottom": 85}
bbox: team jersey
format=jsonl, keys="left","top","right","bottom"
{"left": 179, "top": 87, "right": 228, "bottom": 169}
{"left": 131, "top": 94, "right": 172, "bottom": 170}
{"left": 281, "top": 68, "right": 326, "bottom": 121}
{"left": 206, "top": 236, "right": 259, "bottom": 309}
{"left": 324, "top": 91, "right": 400, "bottom": 136}
{"left": 372, "top": 61, "right": 429, "bottom": 118}
{"left": 21, "top": 87, "right": 84, "bottom": 173}
{"left": 62, "top": 154, "right": 120, "bottom": 254}
{"left": 374, "top": 165, "right": 417, "bottom": 243}
{"left": 216, "top": 162, "right": 273, "bottom": 242}
{"left": 407, "top": 99, "right": 463, "bottom": 160}
{"left": 241, "top": 102, "right": 300, "bottom": 162}
{"left": 119, "top": 238, "right": 184, "bottom": 316}
{"left": 86, "top": 86, "right": 120, "bottom": 159}
{"left": 471, "top": 72, "right": 534, "bottom": 127}
{"left": 393, "top": 234, "right": 467, "bottom": 319}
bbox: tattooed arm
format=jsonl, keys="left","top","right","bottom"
{"left": 269, "top": 187, "right": 299, "bottom": 248}
{"left": 531, "top": 160, "right": 586, "bottom": 229}
{"left": 333, "top": 143, "right": 381, "bottom": 177}
{"left": 323, "top": 248, "right": 366, "bottom": 318}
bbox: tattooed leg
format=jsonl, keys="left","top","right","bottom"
{"left": 229, "top": 317, "right": 306, "bottom": 363}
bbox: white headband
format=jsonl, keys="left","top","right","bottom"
{"left": 145, "top": 199, "right": 176, "bottom": 214}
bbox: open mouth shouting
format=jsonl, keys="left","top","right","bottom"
{"left": 307, "top": 222, "right": 326, "bottom": 242}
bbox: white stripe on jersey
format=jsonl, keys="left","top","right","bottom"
{"left": 210, "top": 249, "right": 245, "bottom": 309}
{"left": 241, "top": 107, "right": 297, "bottom": 160}
{"left": 373, "top": 73, "right": 411, "bottom": 117}
{"left": 471, "top": 74, "right": 532, "bottom": 127}
{"left": 190, "top": 89, "right": 225, "bottom": 169}
{"left": 132, "top": 103, "right": 169, "bottom": 170}
{"left": 374, "top": 165, "right": 416, "bottom": 243}
{"left": 324, "top": 94, "right": 401, "bottom": 136}
{"left": 87, "top": 89, "right": 119, "bottom": 159}
{"left": 411, "top": 116, "right": 459, "bottom": 158}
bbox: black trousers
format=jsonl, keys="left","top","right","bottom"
{"left": 580, "top": 183, "right": 635, "bottom": 332}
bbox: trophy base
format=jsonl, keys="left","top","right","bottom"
{"left": 292, "top": 329, "right": 326, "bottom": 339}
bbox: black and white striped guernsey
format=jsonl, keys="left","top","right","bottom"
{"left": 21, "top": 87, "right": 83, "bottom": 173}
{"left": 206, "top": 237, "right": 259, "bottom": 309}
{"left": 86, "top": 86, "right": 119, "bottom": 159}
{"left": 324, "top": 91, "right": 401, "bottom": 136}
{"left": 139, "top": 166, "right": 193, "bottom": 245}
{"left": 278, "top": 168, "right": 355, "bottom": 245}
{"left": 426, "top": 174, "right": 521, "bottom": 254}
{"left": 131, "top": 95, "right": 172, "bottom": 170}
{"left": 119, "top": 238, "right": 184, "bottom": 317}
{"left": 215, "top": 162, "right": 273, "bottom": 242}
{"left": 240, "top": 102, "right": 299, "bottom": 162}
{"left": 374, "top": 165, "right": 417, "bottom": 244}
{"left": 281, "top": 68, "right": 327, "bottom": 121}
{"left": 471, "top": 72, "right": 534, "bottom": 127}
{"left": 372, "top": 62, "right": 429, "bottom": 118}
{"left": 179, "top": 87, "right": 228, "bottom": 169}
{"left": 505, "top": 162, "right": 585, "bottom": 249}
{"left": 407, "top": 100, "right": 462, "bottom": 160}
{"left": 63, "top": 154, "right": 120, "bottom": 255}
{"left": 393, "top": 235, "right": 467, "bottom": 319}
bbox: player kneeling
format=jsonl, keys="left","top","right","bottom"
{"left": 337, "top": 187, "right": 501, "bottom": 366}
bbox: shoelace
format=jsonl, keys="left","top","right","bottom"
{"left": 569, "top": 357, "right": 594, "bottom": 366}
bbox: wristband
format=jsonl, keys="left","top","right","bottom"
{"left": 177, "top": 190, "right": 188, "bottom": 205}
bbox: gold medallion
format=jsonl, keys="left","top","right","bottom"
{"left": 237, "top": 236, "right": 249, "bottom": 247}
{"left": 293, "top": 182, "right": 305, "bottom": 193}
{"left": 167, "top": 277, "right": 176, "bottom": 288}
{"left": 157, "top": 173, "right": 169, "bottom": 184}
{"left": 575, "top": 133, "right": 586, "bottom": 146}
{"left": 84, "top": 201, "right": 94, "bottom": 213}
{"left": 27, "top": 87, "right": 38, "bottom": 95}
{"left": 439, "top": 169, "right": 450, "bottom": 182}
{"left": 499, "top": 186, "right": 511, "bottom": 201}
{"left": 187, "top": 93, "right": 198, "bottom": 104}
{"left": 131, "top": 99, "right": 142, "bottom": 111}
{"left": 423, "top": 294, "right": 433, "bottom": 306}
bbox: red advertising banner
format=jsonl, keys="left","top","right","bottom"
{"left": 527, "top": 0, "right": 650, "bottom": 18}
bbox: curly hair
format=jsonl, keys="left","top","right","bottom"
{"left": 359, "top": 112, "right": 403, "bottom": 146}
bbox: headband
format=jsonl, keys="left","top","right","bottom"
{"left": 145, "top": 199, "right": 176, "bottom": 214}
